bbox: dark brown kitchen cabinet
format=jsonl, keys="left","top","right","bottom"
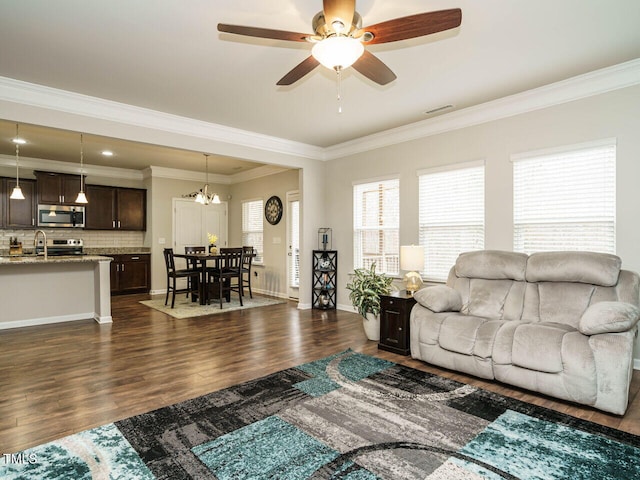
{"left": 34, "top": 171, "right": 82, "bottom": 205}
{"left": 110, "top": 253, "right": 150, "bottom": 295}
{"left": 85, "top": 185, "right": 146, "bottom": 231}
{"left": 1, "top": 178, "right": 36, "bottom": 229}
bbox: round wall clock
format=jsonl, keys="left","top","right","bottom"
{"left": 265, "top": 195, "right": 283, "bottom": 225}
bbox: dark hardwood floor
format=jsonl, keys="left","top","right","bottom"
{"left": 1, "top": 293, "right": 639, "bottom": 453}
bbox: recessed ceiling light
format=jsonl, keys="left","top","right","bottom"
{"left": 102, "top": 150, "right": 113, "bottom": 157}
{"left": 12, "top": 138, "right": 26, "bottom": 144}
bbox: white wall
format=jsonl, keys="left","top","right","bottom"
{"left": 228, "top": 168, "right": 300, "bottom": 298}
{"left": 325, "top": 84, "right": 640, "bottom": 361}
{"left": 149, "top": 176, "right": 230, "bottom": 292}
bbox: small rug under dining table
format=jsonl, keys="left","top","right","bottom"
{"left": 2, "top": 349, "right": 639, "bottom": 479}
{"left": 139, "top": 294, "right": 286, "bottom": 319}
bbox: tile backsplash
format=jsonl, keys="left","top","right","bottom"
{"left": 0, "top": 229, "right": 145, "bottom": 249}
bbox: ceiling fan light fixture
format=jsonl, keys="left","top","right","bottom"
{"left": 312, "top": 36, "right": 364, "bottom": 70}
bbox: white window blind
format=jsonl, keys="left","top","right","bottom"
{"left": 289, "top": 200, "right": 300, "bottom": 287}
{"left": 242, "top": 199, "right": 264, "bottom": 263}
{"left": 513, "top": 142, "right": 616, "bottom": 254}
{"left": 418, "top": 164, "right": 485, "bottom": 282}
{"left": 353, "top": 178, "right": 400, "bottom": 275}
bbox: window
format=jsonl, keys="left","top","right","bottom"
{"left": 242, "top": 199, "right": 264, "bottom": 263}
{"left": 418, "top": 162, "right": 485, "bottom": 282}
{"left": 353, "top": 178, "right": 399, "bottom": 275}
{"left": 513, "top": 140, "right": 616, "bottom": 254}
{"left": 289, "top": 198, "right": 300, "bottom": 288}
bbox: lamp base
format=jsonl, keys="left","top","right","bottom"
{"left": 403, "top": 271, "right": 424, "bottom": 296}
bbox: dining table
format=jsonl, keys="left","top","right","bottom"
{"left": 173, "top": 252, "right": 228, "bottom": 305}
{"left": 174, "top": 250, "right": 255, "bottom": 306}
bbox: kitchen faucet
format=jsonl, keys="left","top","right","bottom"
{"left": 34, "top": 230, "right": 47, "bottom": 260}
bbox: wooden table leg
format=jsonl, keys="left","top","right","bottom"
{"left": 199, "top": 261, "right": 208, "bottom": 305}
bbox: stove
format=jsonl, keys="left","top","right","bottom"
{"left": 36, "top": 238, "right": 85, "bottom": 256}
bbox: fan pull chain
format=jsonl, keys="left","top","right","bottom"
{"left": 336, "top": 67, "right": 342, "bottom": 114}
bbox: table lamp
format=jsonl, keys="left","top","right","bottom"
{"left": 400, "top": 245, "right": 425, "bottom": 295}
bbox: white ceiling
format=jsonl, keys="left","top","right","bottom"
{"left": 0, "top": 0, "right": 639, "bottom": 174}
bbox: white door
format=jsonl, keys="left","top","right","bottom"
{"left": 174, "top": 198, "right": 228, "bottom": 255}
{"left": 286, "top": 191, "right": 300, "bottom": 299}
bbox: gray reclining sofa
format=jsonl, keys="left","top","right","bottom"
{"left": 410, "top": 250, "right": 640, "bottom": 415}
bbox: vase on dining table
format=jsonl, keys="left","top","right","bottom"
{"left": 209, "top": 244, "right": 218, "bottom": 254}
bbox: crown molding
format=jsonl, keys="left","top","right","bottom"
{"left": 229, "top": 164, "right": 292, "bottom": 184}
{"left": 144, "top": 165, "right": 230, "bottom": 184}
{"left": 2, "top": 59, "right": 638, "bottom": 164}
{"left": 323, "top": 58, "right": 640, "bottom": 160}
{"left": 144, "top": 163, "right": 290, "bottom": 185}
{"left": 0, "top": 153, "right": 143, "bottom": 181}
{"left": 0, "top": 76, "right": 325, "bottom": 161}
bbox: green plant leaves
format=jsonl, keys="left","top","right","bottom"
{"left": 345, "top": 263, "right": 393, "bottom": 318}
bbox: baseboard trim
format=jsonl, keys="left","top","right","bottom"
{"left": 94, "top": 315, "right": 113, "bottom": 324}
{"left": 634, "top": 358, "right": 640, "bottom": 371}
{"left": 0, "top": 312, "right": 97, "bottom": 330}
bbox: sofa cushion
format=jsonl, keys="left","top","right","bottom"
{"left": 456, "top": 250, "right": 528, "bottom": 281}
{"left": 511, "top": 322, "right": 575, "bottom": 373}
{"left": 467, "top": 278, "right": 516, "bottom": 319}
{"left": 438, "top": 314, "right": 505, "bottom": 359}
{"left": 413, "top": 285, "right": 462, "bottom": 312}
{"left": 526, "top": 251, "right": 621, "bottom": 286}
{"left": 579, "top": 301, "right": 640, "bottom": 335}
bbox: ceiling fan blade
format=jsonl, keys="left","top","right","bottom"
{"left": 217, "top": 23, "right": 309, "bottom": 42}
{"left": 362, "top": 9, "right": 462, "bottom": 45}
{"left": 277, "top": 56, "right": 320, "bottom": 86}
{"left": 322, "top": 0, "right": 356, "bottom": 31}
{"left": 352, "top": 50, "right": 397, "bottom": 86}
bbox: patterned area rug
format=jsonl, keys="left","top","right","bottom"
{"left": 139, "top": 294, "right": 286, "bottom": 319}
{"left": 2, "top": 350, "right": 640, "bottom": 479}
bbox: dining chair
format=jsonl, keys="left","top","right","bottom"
{"left": 208, "top": 247, "right": 244, "bottom": 308}
{"left": 184, "top": 246, "right": 206, "bottom": 298}
{"left": 163, "top": 248, "right": 200, "bottom": 308}
{"left": 241, "top": 246, "right": 254, "bottom": 298}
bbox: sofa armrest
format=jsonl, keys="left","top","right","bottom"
{"left": 578, "top": 301, "right": 640, "bottom": 335}
{"left": 413, "top": 285, "right": 462, "bottom": 313}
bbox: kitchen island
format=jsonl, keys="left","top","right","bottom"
{"left": 0, "top": 255, "right": 113, "bottom": 329}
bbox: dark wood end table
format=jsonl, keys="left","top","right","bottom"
{"left": 378, "top": 290, "right": 417, "bottom": 356}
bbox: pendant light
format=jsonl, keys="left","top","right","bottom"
{"left": 185, "top": 154, "right": 221, "bottom": 205}
{"left": 75, "top": 133, "right": 88, "bottom": 204}
{"left": 10, "top": 123, "right": 25, "bottom": 200}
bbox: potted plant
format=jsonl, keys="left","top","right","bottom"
{"left": 346, "top": 263, "right": 394, "bottom": 341}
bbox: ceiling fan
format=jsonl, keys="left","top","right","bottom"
{"left": 218, "top": 0, "right": 462, "bottom": 86}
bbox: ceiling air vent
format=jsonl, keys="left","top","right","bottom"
{"left": 424, "top": 104, "right": 454, "bottom": 115}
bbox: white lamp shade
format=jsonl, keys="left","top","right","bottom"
{"left": 312, "top": 36, "right": 364, "bottom": 70}
{"left": 75, "top": 191, "right": 88, "bottom": 204}
{"left": 10, "top": 185, "right": 25, "bottom": 200}
{"left": 400, "top": 245, "right": 425, "bottom": 271}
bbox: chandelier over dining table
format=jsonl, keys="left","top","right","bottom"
{"left": 184, "top": 153, "right": 221, "bottom": 205}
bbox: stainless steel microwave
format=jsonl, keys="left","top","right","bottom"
{"left": 37, "top": 204, "right": 85, "bottom": 228}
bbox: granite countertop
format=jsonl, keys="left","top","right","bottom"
{"left": 84, "top": 247, "right": 151, "bottom": 255}
{"left": 0, "top": 247, "right": 150, "bottom": 256}
{"left": 0, "top": 255, "right": 113, "bottom": 266}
